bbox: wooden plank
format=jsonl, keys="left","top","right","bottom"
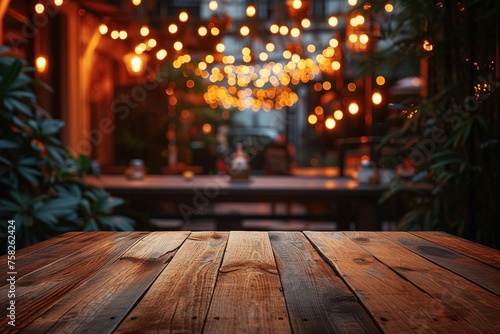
{"left": 0, "top": 232, "right": 119, "bottom": 286}
{"left": 269, "top": 232, "right": 381, "bottom": 333}
{"left": 19, "top": 231, "right": 190, "bottom": 334}
{"left": 203, "top": 231, "right": 291, "bottom": 334}
{"left": 11, "top": 232, "right": 82, "bottom": 258}
{"left": 115, "top": 232, "right": 228, "bottom": 333}
{"left": 346, "top": 232, "right": 500, "bottom": 333}
{"left": 411, "top": 231, "right": 500, "bottom": 269}
{"left": 381, "top": 232, "right": 500, "bottom": 295}
{"left": 304, "top": 231, "right": 480, "bottom": 334}
{"left": 0, "top": 232, "right": 147, "bottom": 334}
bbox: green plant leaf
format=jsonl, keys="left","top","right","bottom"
{"left": 7, "top": 97, "right": 33, "bottom": 116}
{"left": 0, "top": 58, "right": 22, "bottom": 99}
{"left": 0, "top": 139, "right": 18, "bottom": 149}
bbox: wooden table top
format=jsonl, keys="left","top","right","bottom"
{"left": 2, "top": 231, "right": 499, "bottom": 333}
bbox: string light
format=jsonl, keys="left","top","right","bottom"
{"left": 99, "top": 24, "right": 108, "bottom": 35}
{"left": 106, "top": 0, "right": 377, "bottom": 133}
{"left": 246, "top": 5, "right": 256, "bottom": 17}
{"left": 140, "top": 25, "right": 149, "bottom": 36}
{"left": 35, "top": 3, "right": 44, "bottom": 14}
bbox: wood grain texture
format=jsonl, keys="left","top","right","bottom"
{"left": 2, "top": 231, "right": 499, "bottom": 334}
{"left": 0, "top": 232, "right": 146, "bottom": 334}
{"left": 18, "top": 232, "right": 190, "bottom": 334}
{"left": 0, "top": 232, "right": 126, "bottom": 287}
{"left": 410, "top": 231, "right": 500, "bottom": 269}
{"left": 304, "top": 231, "right": 479, "bottom": 334}
{"left": 115, "top": 232, "right": 228, "bottom": 334}
{"left": 346, "top": 231, "right": 500, "bottom": 333}
{"left": 269, "top": 231, "right": 381, "bottom": 333}
{"left": 203, "top": 231, "right": 291, "bottom": 334}
{"left": 381, "top": 232, "right": 500, "bottom": 295}
{"left": 11, "top": 232, "right": 82, "bottom": 258}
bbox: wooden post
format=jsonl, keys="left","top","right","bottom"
{"left": 0, "top": 0, "right": 11, "bottom": 45}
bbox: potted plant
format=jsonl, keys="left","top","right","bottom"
{"left": 363, "top": 1, "right": 498, "bottom": 247}
{"left": 0, "top": 47, "right": 134, "bottom": 253}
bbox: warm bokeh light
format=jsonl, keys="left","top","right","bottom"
{"left": 179, "top": 11, "right": 189, "bottom": 22}
{"left": 173, "top": 41, "right": 183, "bottom": 51}
{"left": 35, "top": 3, "right": 44, "bottom": 14}
{"left": 266, "top": 43, "right": 275, "bottom": 52}
{"left": 322, "top": 81, "right": 332, "bottom": 90}
{"left": 216, "top": 43, "right": 225, "bottom": 52}
{"left": 356, "top": 15, "right": 365, "bottom": 25}
{"left": 240, "top": 26, "right": 250, "bottom": 36}
{"left": 36, "top": 56, "right": 47, "bottom": 72}
{"left": 54, "top": 0, "right": 63, "bottom": 6}
{"left": 156, "top": 49, "right": 167, "bottom": 60}
{"left": 168, "top": 24, "right": 178, "bottom": 34}
{"left": 328, "top": 16, "right": 338, "bottom": 27}
{"left": 359, "top": 34, "right": 369, "bottom": 44}
{"left": 334, "top": 110, "right": 343, "bottom": 120}
{"left": 292, "top": 0, "right": 303, "bottom": 10}
{"left": 329, "top": 38, "right": 339, "bottom": 48}
{"left": 376, "top": 76, "right": 386, "bottom": 85}
{"left": 210, "top": 27, "right": 220, "bottom": 36}
{"left": 315, "top": 106, "right": 324, "bottom": 115}
{"left": 99, "top": 24, "right": 108, "bottom": 35}
{"left": 119, "top": 30, "right": 128, "bottom": 40}
{"left": 348, "top": 102, "right": 359, "bottom": 114}
{"left": 301, "top": 18, "right": 311, "bottom": 28}
{"left": 135, "top": 43, "right": 146, "bottom": 54}
{"left": 132, "top": 0, "right": 141, "bottom": 6}
{"left": 202, "top": 123, "right": 212, "bottom": 134}
{"left": 423, "top": 39, "right": 434, "bottom": 51}
{"left": 348, "top": 0, "right": 358, "bottom": 6}
{"left": 140, "top": 25, "right": 149, "bottom": 36}
{"left": 198, "top": 26, "right": 208, "bottom": 36}
{"left": 279, "top": 26, "right": 289, "bottom": 35}
{"left": 325, "top": 117, "right": 336, "bottom": 129}
{"left": 147, "top": 38, "right": 157, "bottom": 48}
{"left": 308, "top": 114, "right": 318, "bottom": 125}
{"left": 347, "top": 82, "right": 357, "bottom": 91}
{"left": 110, "top": 30, "right": 119, "bottom": 39}
{"left": 349, "top": 34, "right": 358, "bottom": 43}
{"left": 270, "top": 24, "right": 279, "bottom": 34}
{"left": 208, "top": 0, "right": 218, "bottom": 11}
{"left": 130, "top": 56, "right": 143, "bottom": 73}
{"left": 372, "top": 92, "right": 383, "bottom": 105}
{"left": 385, "top": 4, "right": 394, "bottom": 12}
{"left": 246, "top": 5, "right": 256, "bottom": 17}
{"left": 290, "top": 28, "right": 301, "bottom": 37}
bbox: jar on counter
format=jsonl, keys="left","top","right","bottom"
{"left": 127, "top": 159, "right": 146, "bottom": 180}
{"left": 357, "top": 160, "right": 378, "bottom": 184}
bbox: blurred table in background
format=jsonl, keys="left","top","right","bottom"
{"left": 87, "top": 175, "right": 429, "bottom": 231}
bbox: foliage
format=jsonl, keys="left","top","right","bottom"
{"left": 0, "top": 47, "right": 134, "bottom": 252}
{"left": 365, "top": 1, "right": 498, "bottom": 247}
